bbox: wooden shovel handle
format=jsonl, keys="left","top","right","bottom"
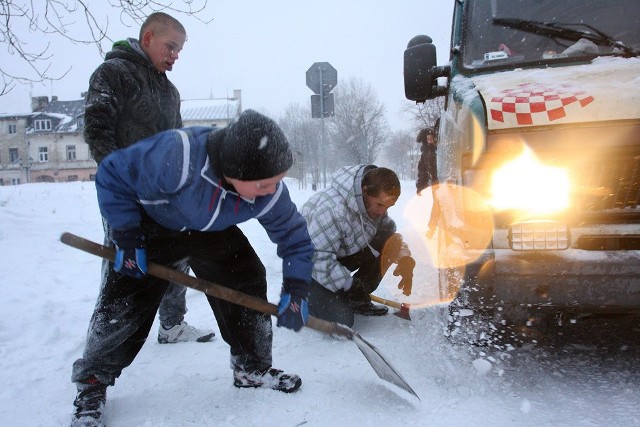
{"left": 60, "top": 232, "right": 349, "bottom": 338}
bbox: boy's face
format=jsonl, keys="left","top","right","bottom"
{"left": 142, "top": 25, "right": 186, "bottom": 73}
{"left": 225, "top": 172, "right": 287, "bottom": 200}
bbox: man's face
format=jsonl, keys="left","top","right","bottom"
{"left": 363, "top": 190, "right": 398, "bottom": 220}
{"left": 142, "top": 26, "right": 186, "bottom": 73}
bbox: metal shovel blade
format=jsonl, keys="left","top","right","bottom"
{"left": 351, "top": 329, "right": 419, "bottom": 399}
{"left": 313, "top": 317, "right": 420, "bottom": 399}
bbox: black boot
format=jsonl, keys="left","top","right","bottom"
{"left": 71, "top": 377, "right": 107, "bottom": 427}
{"left": 350, "top": 300, "right": 389, "bottom": 316}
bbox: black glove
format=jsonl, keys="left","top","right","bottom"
{"left": 393, "top": 256, "right": 415, "bottom": 296}
{"left": 277, "top": 279, "right": 309, "bottom": 332}
{"left": 112, "top": 228, "right": 147, "bottom": 279}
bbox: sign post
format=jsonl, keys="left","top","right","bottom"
{"left": 306, "top": 62, "right": 337, "bottom": 188}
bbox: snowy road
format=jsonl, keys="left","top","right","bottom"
{"left": 0, "top": 180, "right": 639, "bottom": 426}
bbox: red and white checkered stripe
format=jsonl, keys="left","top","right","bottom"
{"left": 488, "top": 83, "right": 594, "bottom": 126}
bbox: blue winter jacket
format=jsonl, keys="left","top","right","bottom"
{"left": 95, "top": 126, "right": 314, "bottom": 283}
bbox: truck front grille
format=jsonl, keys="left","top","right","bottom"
{"left": 574, "top": 154, "right": 640, "bottom": 213}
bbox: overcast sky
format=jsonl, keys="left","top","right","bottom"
{"left": 0, "top": 1, "right": 452, "bottom": 130}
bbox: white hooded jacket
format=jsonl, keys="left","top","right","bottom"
{"left": 300, "top": 164, "right": 409, "bottom": 292}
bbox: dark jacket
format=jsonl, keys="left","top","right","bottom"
{"left": 84, "top": 38, "right": 182, "bottom": 164}
{"left": 416, "top": 142, "right": 438, "bottom": 194}
{"left": 96, "top": 126, "right": 314, "bottom": 283}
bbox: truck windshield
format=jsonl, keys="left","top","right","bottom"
{"left": 461, "top": 0, "right": 640, "bottom": 71}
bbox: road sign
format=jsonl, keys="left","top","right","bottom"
{"left": 306, "top": 62, "right": 337, "bottom": 95}
{"left": 311, "top": 93, "right": 334, "bottom": 118}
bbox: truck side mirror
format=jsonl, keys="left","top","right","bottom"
{"left": 404, "top": 37, "right": 438, "bottom": 102}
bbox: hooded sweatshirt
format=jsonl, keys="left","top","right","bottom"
{"left": 300, "top": 165, "right": 399, "bottom": 292}
{"left": 84, "top": 38, "right": 182, "bottom": 164}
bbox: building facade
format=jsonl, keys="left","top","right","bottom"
{"left": 0, "top": 91, "right": 242, "bottom": 185}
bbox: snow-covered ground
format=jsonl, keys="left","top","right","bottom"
{"left": 1, "top": 179, "right": 639, "bottom": 426}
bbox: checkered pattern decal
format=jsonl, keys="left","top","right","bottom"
{"left": 488, "top": 83, "right": 594, "bottom": 126}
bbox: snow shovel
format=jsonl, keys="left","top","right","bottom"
{"left": 370, "top": 294, "right": 412, "bottom": 321}
{"left": 60, "top": 232, "right": 419, "bottom": 400}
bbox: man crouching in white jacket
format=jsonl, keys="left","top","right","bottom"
{"left": 300, "top": 165, "right": 415, "bottom": 327}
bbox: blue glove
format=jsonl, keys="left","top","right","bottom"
{"left": 112, "top": 228, "right": 147, "bottom": 279}
{"left": 277, "top": 279, "right": 309, "bottom": 332}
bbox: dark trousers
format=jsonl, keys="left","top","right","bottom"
{"left": 72, "top": 224, "right": 272, "bottom": 386}
{"left": 101, "top": 218, "right": 190, "bottom": 328}
{"left": 308, "top": 232, "right": 401, "bottom": 327}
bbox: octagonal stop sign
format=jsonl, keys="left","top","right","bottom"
{"left": 306, "top": 62, "right": 337, "bottom": 95}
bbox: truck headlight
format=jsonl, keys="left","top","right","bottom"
{"left": 490, "top": 147, "right": 570, "bottom": 215}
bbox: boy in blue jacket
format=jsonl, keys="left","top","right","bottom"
{"left": 71, "top": 110, "right": 313, "bottom": 426}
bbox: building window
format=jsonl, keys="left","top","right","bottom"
{"left": 38, "top": 146, "right": 48, "bottom": 162}
{"left": 89, "top": 174, "right": 96, "bottom": 181}
{"left": 67, "top": 175, "right": 78, "bottom": 182}
{"left": 9, "top": 148, "right": 19, "bottom": 163}
{"left": 34, "top": 119, "right": 52, "bottom": 131}
{"left": 11, "top": 178, "right": 20, "bottom": 185}
{"left": 77, "top": 116, "right": 84, "bottom": 129}
{"left": 8, "top": 124, "right": 16, "bottom": 134}
{"left": 66, "top": 145, "right": 76, "bottom": 161}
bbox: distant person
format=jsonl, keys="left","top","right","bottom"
{"left": 300, "top": 165, "right": 415, "bottom": 327}
{"left": 83, "top": 12, "right": 213, "bottom": 347}
{"left": 71, "top": 110, "right": 314, "bottom": 426}
{"left": 416, "top": 125, "right": 440, "bottom": 238}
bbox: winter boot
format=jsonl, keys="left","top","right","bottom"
{"left": 233, "top": 367, "right": 302, "bottom": 393}
{"left": 71, "top": 377, "right": 107, "bottom": 427}
{"left": 158, "top": 321, "right": 215, "bottom": 344}
{"left": 350, "top": 300, "right": 389, "bottom": 316}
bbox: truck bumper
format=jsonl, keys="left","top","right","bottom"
{"left": 469, "top": 249, "right": 640, "bottom": 312}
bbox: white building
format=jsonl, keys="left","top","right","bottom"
{"left": 0, "top": 91, "right": 242, "bottom": 185}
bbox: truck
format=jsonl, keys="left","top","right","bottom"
{"left": 403, "top": 0, "right": 640, "bottom": 343}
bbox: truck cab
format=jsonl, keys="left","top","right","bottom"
{"left": 404, "top": 0, "right": 640, "bottom": 342}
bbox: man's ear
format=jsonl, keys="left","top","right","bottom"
{"left": 141, "top": 30, "right": 153, "bottom": 48}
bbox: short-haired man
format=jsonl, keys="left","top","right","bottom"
{"left": 301, "top": 165, "right": 416, "bottom": 327}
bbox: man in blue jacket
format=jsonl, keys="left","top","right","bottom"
{"left": 71, "top": 110, "right": 314, "bottom": 427}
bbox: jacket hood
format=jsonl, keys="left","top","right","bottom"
{"left": 330, "top": 164, "right": 378, "bottom": 220}
{"left": 105, "top": 38, "right": 154, "bottom": 71}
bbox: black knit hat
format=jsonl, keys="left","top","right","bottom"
{"left": 215, "top": 109, "right": 293, "bottom": 181}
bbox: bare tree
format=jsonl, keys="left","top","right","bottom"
{"left": 329, "top": 76, "right": 389, "bottom": 166}
{"left": 278, "top": 103, "right": 323, "bottom": 190}
{"left": 0, "top": 0, "right": 210, "bottom": 96}
{"left": 383, "top": 129, "right": 419, "bottom": 181}
{"left": 400, "top": 97, "right": 445, "bottom": 133}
